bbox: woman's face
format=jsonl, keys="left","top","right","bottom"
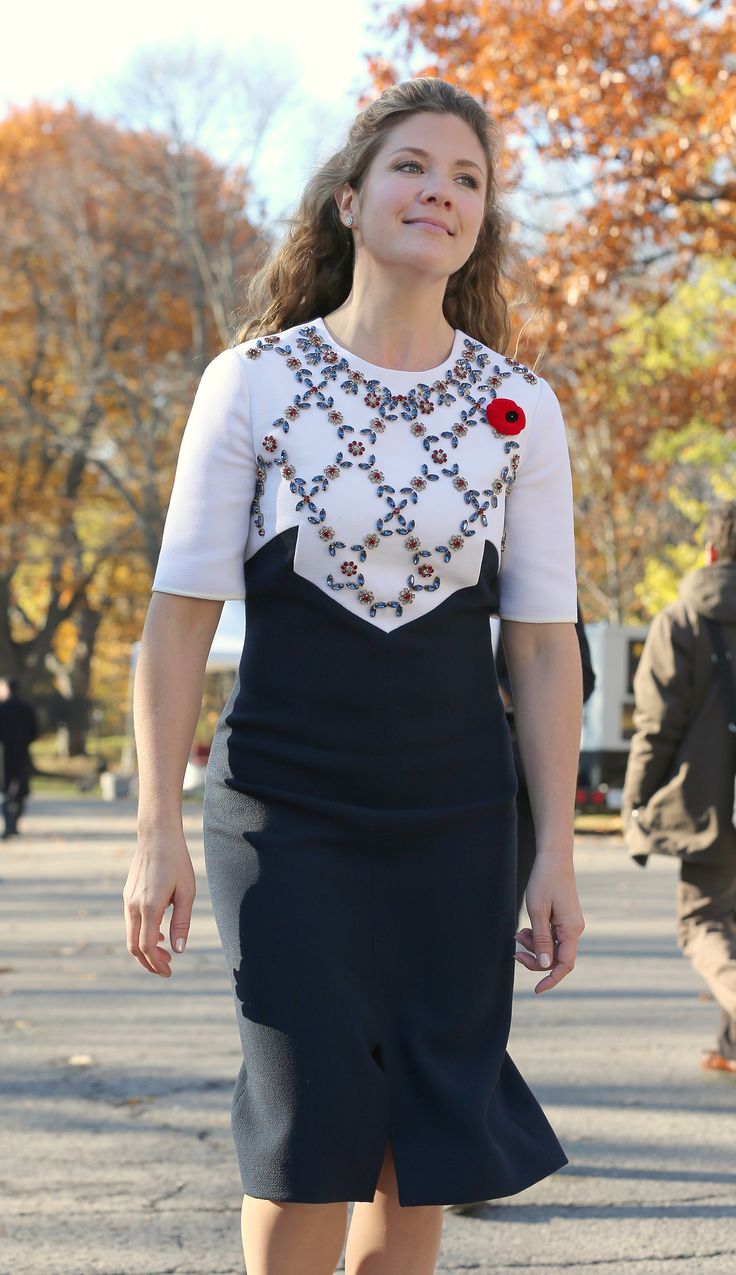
{"left": 343, "top": 112, "right": 488, "bottom": 283}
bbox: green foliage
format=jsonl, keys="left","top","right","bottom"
{"left": 636, "top": 543, "right": 702, "bottom": 615}
{"left": 610, "top": 257, "right": 736, "bottom": 380}
{"left": 649, "top": 421, "right": 736, "bottom": 503}
{"left": 636, "top": 420, "right": 736, "bottom": 617}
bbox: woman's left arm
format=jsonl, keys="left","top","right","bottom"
{"left": 501, "top": 618, "right": 585, "bottom": 995}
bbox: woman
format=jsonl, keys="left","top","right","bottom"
{"left": 125, "top": 78, "right": 585, "bottom": 1275}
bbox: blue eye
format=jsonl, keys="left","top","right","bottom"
{"left": 395, "top": 160, "right": 479, "bottom": 189}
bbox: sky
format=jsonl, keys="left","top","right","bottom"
{"left": 2, "top": 1, "right": 582, "bottom": 242}
{"left": 1, "top": 0, "right": 382, "bottom": 219}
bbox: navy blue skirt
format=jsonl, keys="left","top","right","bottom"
{"left": 201, "top": 529, "right": 567, "bottom": 1206}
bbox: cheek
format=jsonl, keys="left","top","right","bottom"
{"left": 459, "top": 192, "right": 485, "bottom": 236}
{"left": 358, "top": 181, "right": 405, "bottom": 240}
{"left": 366, "top": 173, "right": 405, "bottom": 211}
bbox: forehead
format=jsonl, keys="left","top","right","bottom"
{"left": 377, "top": 112, "right": 487, "bottom": 170}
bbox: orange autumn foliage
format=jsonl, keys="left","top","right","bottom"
{"left": 367, "top": 0, "right": 736, "bottom": 619}
{"left": 0, "top": 103, "right": 264, "bottom": 738}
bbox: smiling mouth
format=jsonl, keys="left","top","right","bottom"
{"left": 405, "top": 219, "right": 453, "bottom": 236}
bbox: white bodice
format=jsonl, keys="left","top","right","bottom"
{"left": 152, "top": 318, "right": 577, "bottom": 633}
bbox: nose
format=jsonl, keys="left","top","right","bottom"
{"left": 419, "top": 177, "right": 454, "bottom": 209}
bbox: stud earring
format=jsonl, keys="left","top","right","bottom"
{"left": 345, "top": 215, "right": 354, "bottom": 227}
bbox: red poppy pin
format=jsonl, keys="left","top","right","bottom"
{"left": 486, "top": 398, "right": 526, "bottom": 436}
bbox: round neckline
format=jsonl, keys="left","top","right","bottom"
{"left": 314, "top": 316, "right": 464, "bottom": 380}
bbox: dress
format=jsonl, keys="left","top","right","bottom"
{"left": 151, "top": 317, "right": 578, "bottom": 1206}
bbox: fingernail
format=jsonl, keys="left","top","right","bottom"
{"left": 174, "top": 938, "right": 185, "bottom": 953}
{"left": 539, "top": 953, "right": 551, "bottom": 969}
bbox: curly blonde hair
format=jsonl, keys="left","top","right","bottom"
{"left": 234, "top": 77, "right": 535, "bottom": 353}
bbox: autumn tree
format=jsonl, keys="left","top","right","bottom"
{"left": 0, "top": 102, "right": 265, "bottom": 748}
{"left": 368, "top": 0, "right": 736, "bottom": 619}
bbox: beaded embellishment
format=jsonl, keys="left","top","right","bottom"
{"left": 248, "top": 326, "right": 534, "bottom": 620}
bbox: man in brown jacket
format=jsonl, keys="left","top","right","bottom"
{"left": 622, "top": 503, "right": 736, "bottom": 1075}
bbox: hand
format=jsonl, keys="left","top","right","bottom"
{"left": 514, "top": 856, "right": 584, "bottom": 995}
{"left": 123, "top": 826, "right": 196, "bottom": 977}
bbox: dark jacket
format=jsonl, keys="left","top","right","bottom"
{"left": 0, "top": 694, "right": 39, "bottom": 794}
{"left": 622, "top": 562, "right": 736, "bottom": 866}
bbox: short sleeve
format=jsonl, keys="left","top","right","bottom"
{"left": 151, "top": 348, "right": 255, "bottom": 601}
{"left": 497, "top": 377, "right": 577, "bottom": 622}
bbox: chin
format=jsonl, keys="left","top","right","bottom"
{"left": 388, "top": 245, "right": 462, "bottom": 279}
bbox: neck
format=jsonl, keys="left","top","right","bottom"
{"left": 323, "top": 273, "right": 455, "bottom": 371}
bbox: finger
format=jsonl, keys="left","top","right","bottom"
{"left": 554, "top": 934, "right": 577, "bottom": 976}
{"left": 170, "top": 888, "right": 194, "bottom": 955}
{"left": 139, "top": 906, "right": 171, "bottom": 977}
{"left": 125, "top": 900, "right": 141, "bottom": 960}
{"left": 534, "top": 956, "right": 574, "bottom": 995}
{"left": 529, "top": 909, "right": 555, "bottom": 971}
{"left": 534, "top": 934, "right": 577, "bottom": 993}
{"left": 125, "top": 902, "right": 158, "bottom": 974}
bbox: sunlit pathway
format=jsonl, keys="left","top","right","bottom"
{"left": 1, "top": 797, "right": 734, "bottom": 1274}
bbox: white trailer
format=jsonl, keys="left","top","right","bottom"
{"left": 579, "top": 622, "right": 650, "bottom": 808}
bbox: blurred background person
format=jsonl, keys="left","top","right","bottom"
{"left": 0, "top": 677, "right": 39, "bottom": 840}
{"left": 622, "top": 502, "right": 736, "bottom": 1075}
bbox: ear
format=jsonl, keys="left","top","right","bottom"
{"left": 334, "top": 183, "right": 356, "bottom": 225}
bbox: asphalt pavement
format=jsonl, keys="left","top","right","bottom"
{"left": 1, "top": 796, "right": 734, "bottom": 1275}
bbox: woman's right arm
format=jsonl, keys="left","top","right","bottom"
{"left": 124, "top": 592, "right": 224, "bottom": 977}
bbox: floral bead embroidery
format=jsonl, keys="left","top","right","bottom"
{"left": 504, "top": 355, "right": 538, "bottom": 385}
{"left": 245, "top": 324, "right": 534, "bottom": 619}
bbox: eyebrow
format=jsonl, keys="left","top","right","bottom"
{"left": 388, "top": 145, "right": 485, "bottom": 175}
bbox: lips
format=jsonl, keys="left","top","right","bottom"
{"left": 404, "top": 218, "right": 453, "bottom": 236}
